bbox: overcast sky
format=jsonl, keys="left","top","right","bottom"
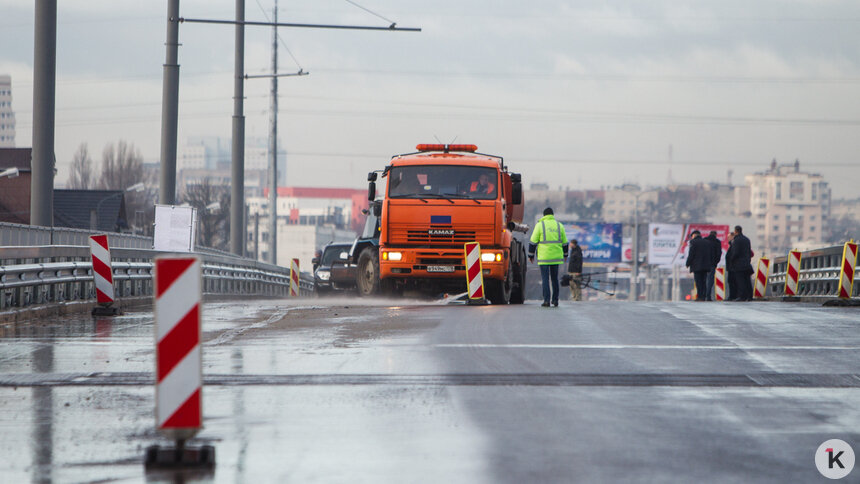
{"left": 2, "top": 0, "right": 859, "bottom": 198}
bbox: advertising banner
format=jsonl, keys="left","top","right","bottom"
{"left": 563, "top": 222, "right": 623, "bottom": 263}
{"left": 648, "top": 223, "right": 731, "bottom": 267}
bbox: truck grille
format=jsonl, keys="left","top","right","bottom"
{"left": 407, "top": 230, "right": 476, "bottom": 243}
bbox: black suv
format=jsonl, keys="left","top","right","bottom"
{"left": 312, "top": 243, "right": 353, "bottom": 295}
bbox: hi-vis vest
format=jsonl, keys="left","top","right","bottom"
{"left": 530, "top": 215, "right": 568, "bottom": 265}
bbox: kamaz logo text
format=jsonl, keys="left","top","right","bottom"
{"left": 428, "top": 229, "right": 455, "bottom": 236}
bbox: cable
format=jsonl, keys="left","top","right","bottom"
{"left": 254, "top": 0, "right": 305, "bottom": 72}
{"left": 343, "top": 0, "right": 396, "bottom": 26}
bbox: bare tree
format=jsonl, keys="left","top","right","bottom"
{"left": 97, "top": 140, "right": 156, "bottom": 235}
{"left": 180, "top": 178, "right": 231, "bottom": 250}
{"left": 98, "top": 140, "right": 143, "bottom": 190}
{"left": 68, "top": 143, "right": 93, "bottom": 189}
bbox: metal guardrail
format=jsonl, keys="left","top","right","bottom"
{"left": 767, "top": 245, "right": 858, "bottom": 299}
{"left": 0, "top": 221, "right": 153, "bottom": 248}
{"left": 0, "top": 245, "right": 314, "bottom": 311}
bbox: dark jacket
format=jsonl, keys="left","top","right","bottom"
{"left": 567, "top": 244, "right": 583, "bottom": 273}
{"left": 704, "top": 233, "right": 722, "bottom": 269}
{"left": 726, "top": 233, "right": 752, "bottom": 272}
{"left": 686, "top": 236, "right": 714, "bottom": 273}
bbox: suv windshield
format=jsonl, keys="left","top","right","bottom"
{"left": 387, "top": 165, "right": 498, "bottom": 200}
{"left": 321, "top": 246, "right": 348, "bottom": 266}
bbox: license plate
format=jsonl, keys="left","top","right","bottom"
{"left": 426, "top": 265, "right": 455, "bottom": 273}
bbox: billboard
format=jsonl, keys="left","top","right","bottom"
{"left": 563, "top": 222, "right": 623, "bottom": 263}
{"left": 648, "top": 223, "right": 731, "bottom": 267}
{"left": 153, "top": 204, "right": 198, "bottom": 252}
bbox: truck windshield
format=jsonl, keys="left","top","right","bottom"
{"left": 387, "top": 165, "right": 499, "bottom": 200}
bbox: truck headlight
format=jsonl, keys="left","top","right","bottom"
{"left": 481, "top": 252, "right": 502, "bottom": 262}
{"left": 316, "top": 270, "right": 330, "bottom": 281}
{"left": 383, "top": 251, "right": 402, "bottom": 261}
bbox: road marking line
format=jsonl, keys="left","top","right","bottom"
{"left": 434, "top": 344, "right": 860, "bottom": 350}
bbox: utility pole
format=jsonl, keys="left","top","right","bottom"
{"left": 31, "top": 0, "right": 57, "bottom": 228}
{"left": 230, "top": 0, "right": 246, "bottom": 256}
{"left": 159, "top": 0, "right": 180, "bottom": 205}
{"left": 267, "top": 0, "right": 279, "bottom": 265}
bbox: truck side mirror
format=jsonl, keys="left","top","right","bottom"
{"left": 512, "top": 181, "right": 522, "bottom": 205}
{"left": 367, "top": 172, "right": 378, "bottom": 182}
{"left": 368, "top": 181, "right": 376, "bottom": 201}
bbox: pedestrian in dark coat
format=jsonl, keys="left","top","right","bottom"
{"left": 726, "top": 225, "right": 753, "bottom": 301}
{"left": 725, "top": 232, "right": 736, "bottom": 301}
{"left": 567, "top": 239, "right": 583, "bottom": 301}
{"left": 704, "top": 231, "right": 722, "bottom": 300}
{"left": 686, "top": 230, "right": 714, "bottom": 301}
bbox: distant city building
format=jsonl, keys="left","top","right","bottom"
{"left": 831, "top": 197, "right": 860, "bottom": 221}
{"left": 602, "top": 186, "right": 659, "bottom": 222}
{"left": 177, "top": 136, "right": 286, "bottom": 196}
{"left": 744, "top": 159, "right": 831, "bottom": 256}
{"left": 0, "top": 75, "right": 15, "bottom": 148}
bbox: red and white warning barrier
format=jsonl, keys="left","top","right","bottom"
{"left": 290, "top": 258, "right": 299, "bottom": 297}
{"left": 89, "top": 234, "right": 114, "bottom": 305}
{"left": 464, "top": 242, "right": 485, "bottom": 300}
{"left": 154, "top": 256, "right": 202, "bottom": 439}
{"left": 784, "top": 250, "right": 802, "bottom": 297}
{"left": 714, "top": 267, "right": 726, "bottom": 301}
{"left": 753, "top": 257, "right": 770, "bottom": 299}
{"left": 838, "top": 240, "right": 858, "bottom": 299}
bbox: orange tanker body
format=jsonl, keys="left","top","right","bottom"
{"left": 363, "top": 144, "right": 528, "bottom": 303}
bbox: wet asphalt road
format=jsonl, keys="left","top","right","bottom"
{"left": 1, "top": 298, "right": 859, "bottom": 483}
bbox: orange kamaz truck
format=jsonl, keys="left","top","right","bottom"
{"left": 362, "top": 143, "right": 528, "bottom": 303}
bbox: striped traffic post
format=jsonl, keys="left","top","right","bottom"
{"left": 784, "top": 250, "right": 802, "bottom": 297}
{"left": 837, "top": 240, "right": 858, "bottom": 299}
{"left": 154, "top": 256, "right": 202, "bottom": 440}
{"left": 89, "top": 234, "right": 114, "bottom": 304}
{"left": 89, "top": 234, "right": 120, "bottom": 315}
{"left": 753, "top": 257, "right": 770, "bottom": 299}
{"left": 464, "top": 242, "right": 487, "bottom": 304}
{"left": 146, "top": 255, "right": 214, "bottom": 469}
{"left": 290, "top": 258, "right": 300, "bottom": 297}
{"left": 714, "top": 267, "right": 726, "bottom": 301}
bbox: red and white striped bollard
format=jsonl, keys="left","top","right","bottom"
{"left": 784, "top": 250, "right": 802, "bottom": 297}
{"left": 290, "top": 258, "right": 299, "bottom": 297}
{"left": 154, "top": 256, "right": 203, "bottom": 440}
{"left": 714, "top": 267, "right": 726, "bottom": 301}
{"left": 464, "top": 242, "right": 486, "bottom": 303}
{"left": 753, "top": 257, "right": 770, "bottom": 299}
{"left": 89, "top": 234, "right": 114, "bottom": 305}
{"left": 838, "top": 240, "right": 858, "bottom": 299}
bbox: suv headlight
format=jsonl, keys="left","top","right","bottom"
{"left": 316, "top": 270, "right": 330, "bottom": 281}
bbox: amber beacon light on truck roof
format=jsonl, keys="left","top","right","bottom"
{"left": 415, "top": 144, "right": 479, "bottom": 153}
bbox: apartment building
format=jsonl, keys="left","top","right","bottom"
{"left": 0, "top": 75, "right": 15, "bottom": 148}
{"left": 744, "top": 160, "right": 830, "bottom": 255}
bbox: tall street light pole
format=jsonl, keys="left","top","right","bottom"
{"left": 230, "top": 0, "right": 245, "bottom": 256}
{"left": 31, "top": 0, "right": 57, "bottom": 228}
{"left": 159, "top": 0, "right": 180, "bottom": 206}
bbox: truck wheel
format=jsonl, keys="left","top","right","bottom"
{"left": 356, "top": 249, "right": 380, "bottom": 297}
{"left": 487, "top": 259, "right": 513, "bottom": 304}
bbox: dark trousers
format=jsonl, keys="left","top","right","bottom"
{"left": 705, "top": 268, "right": 716, "bottom": 301}
{"left": 731, "top": 270, "right": 753, "bottom": 301}
{"left": 693, "top": 271, "right": 709, "bottom": 301}
{"left": 726, "top": 270, "right": 735, "bottom": 301}
{"left": 540, "top": 264, "right": 560, "bottom": 304}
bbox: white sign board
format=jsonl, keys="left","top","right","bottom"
{"left": 153, "top": 205, "right": 197, "bottom": 252}
{"left": 648, "top": 223, "right": 685, "bottom": 267}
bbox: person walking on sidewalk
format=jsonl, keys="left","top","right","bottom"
{"left": 567, "top": 239, "right": 583, "bottom": 301}
{"left": 529, "top": 207, "right": 568, "bottom": 307}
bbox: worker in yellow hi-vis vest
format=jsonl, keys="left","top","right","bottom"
{"left": 528, "top": 207, "right": 568, "bottom": 307}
